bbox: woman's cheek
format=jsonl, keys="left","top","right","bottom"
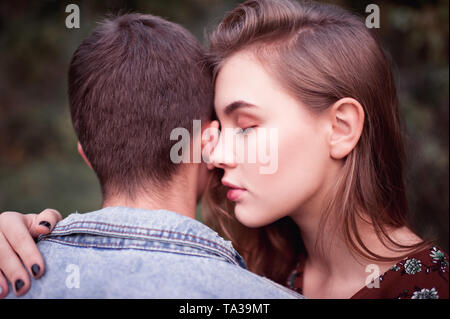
{"left": 235, "top": 130, "right": 289, "bottom": 225}
{"left": 258, "top": 130, "right": 315, "bottom": 214}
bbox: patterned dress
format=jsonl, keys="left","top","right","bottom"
{"left": 287, "top": 246, "right": 449, "bottom": 299}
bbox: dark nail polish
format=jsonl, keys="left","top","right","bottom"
{"left": 31, "top": 264, "right": 40, "bottom": 276}
{"left": 15, "top": 279, "right": 24, "bottom": 292}
{"left": 39, "top": 221, "right": 51, "bottom": 229}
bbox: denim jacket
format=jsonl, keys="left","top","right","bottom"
{"left": 8, "top": 206, "right": 303, "bottom": 298}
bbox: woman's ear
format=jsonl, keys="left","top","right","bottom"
{"left": 327, "top": 97, "right": 365, "bottom": 159}
{"left": 77, "top": 141, "right": 93, "bottom": 170}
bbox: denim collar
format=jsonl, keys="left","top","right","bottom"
{"left": 39, "top": 206, "right": 247, "bottom": 268}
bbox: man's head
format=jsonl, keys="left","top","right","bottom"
{"left": 68, "top": 14, "right": 213, "bottom": 200}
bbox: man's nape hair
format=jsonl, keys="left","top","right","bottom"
{"left": 68, "top": 13, "right": 213, "bottom": 199}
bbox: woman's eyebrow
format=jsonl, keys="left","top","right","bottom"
{"left": 223, "top": 100, "right": 256, "bottom": 115}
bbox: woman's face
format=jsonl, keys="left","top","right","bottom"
{"left": 212, "top": 51, "right": 336, "bottom": 228}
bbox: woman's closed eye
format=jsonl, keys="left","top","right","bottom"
{"left": 238, "top": 125, "right": 257, "bottom": 135}
{"left": 236, "top": 115, "right": 259, "bottom": 135}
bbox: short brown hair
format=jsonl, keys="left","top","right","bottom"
{"left": 68, "top": 13, "right": 213, "bottom": 198}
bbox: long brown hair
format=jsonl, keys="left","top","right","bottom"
{"left": 202, "top": 0, "right": 431, "bottom": 285}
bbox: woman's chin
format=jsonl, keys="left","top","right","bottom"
{"left": 234, "top": 204, "right": 272, "bottom": 228}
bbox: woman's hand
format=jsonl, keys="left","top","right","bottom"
{"left": 0, "top": 209, "right": 62, "bottom": 297}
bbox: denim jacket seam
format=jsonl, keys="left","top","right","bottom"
{"left": 52, "top": 221, "right": 230, "bottom": 252}
{"left": 40, "top": 237, "right": 239, "bottom": 265}
{"left": 46, "top": 225, "right": 236, "bottom": 262}
{"left": 53, "top": 220, "right": 229, "bottom": 252}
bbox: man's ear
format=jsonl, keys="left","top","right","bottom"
{"left": 327, "top": 97, "right": 365, "bottom": 159}
{"left": 201, "top": 120, "right": 220, "bottom": 170}
{"left": 77, "top": 142, "right": 93, "bottom": 170}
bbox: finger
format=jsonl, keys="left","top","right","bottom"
{"left": 0, "top": 271, "right": 9, "bottom": 298}
{"left": 30, "top": 208, "right": 62, "bottom": 236}
{"left": 0, "top": 214, "right": 45, "bottom": 279}
{"left": 0, "top": 232, "right": 31, "bottom": 296}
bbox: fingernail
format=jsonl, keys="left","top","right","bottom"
{"left": 39, "top": 221, "right": 51, "bottom": 229}
{"left": 31, "top": 264, "right": 40, "bottom": 276}
{"left": 15, "top": 279, "right": 24, "bottom": 292}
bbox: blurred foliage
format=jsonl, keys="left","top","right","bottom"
{"left": 0, "top": 0, "right": 448, "bottom": 251}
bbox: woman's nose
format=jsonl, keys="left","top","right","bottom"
{"left": 209, "top": 128, "right": 237, "bottom": 169}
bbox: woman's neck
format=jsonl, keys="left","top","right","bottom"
{"left": 290, "top": 198, "right": 423, "bottom": 298}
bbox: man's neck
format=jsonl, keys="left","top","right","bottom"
{"left": 101, "top": 183, "right": 197, "bottom": 220}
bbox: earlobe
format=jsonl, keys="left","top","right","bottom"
{"left": 77, "top": 142, "right": 93, "bottom": 170}
{"left": 329, "top": 98, "right": 365, "bottom": 160}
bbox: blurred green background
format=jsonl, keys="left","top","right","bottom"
{"left": 0, "top": 0, "right": 448, "bottom": 251}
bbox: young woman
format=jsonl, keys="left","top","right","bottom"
{"left": 201, "top": 0, "right": 448, "bottom": 298}
{"left": 0, "top": 0, "right": 448, "bottom": 299}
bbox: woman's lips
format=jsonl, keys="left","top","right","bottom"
{"left": 226, "top": 188, "right": 246, "bottom": 201}
{"left": 222, "top": 180, "right": 247, "bottom": 202}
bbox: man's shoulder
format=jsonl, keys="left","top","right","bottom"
{"left": 13, "top": 241, "right": 302, "bottom": 298}
{"left": 14, "top": 206, "right": 303, "bottom": 298}
{"left": 201, "top": 257, "right": 304, "bottom": 298}
{"left": 40, "top": 206, "right": 247, "bottom": 267}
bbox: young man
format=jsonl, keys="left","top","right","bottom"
{"left": 0, "top": 13, "right": 301, "bottom": 299}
